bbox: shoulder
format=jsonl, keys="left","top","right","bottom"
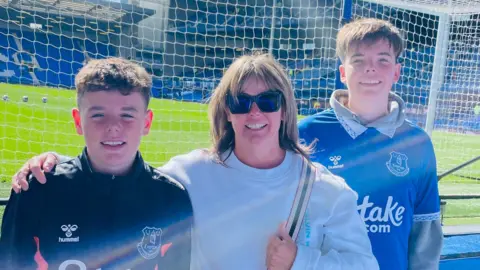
{"left": 129, "top": 163, "right": 195, "bottom": 221}
{"left": 167, "top": 149, "right": 213, "bottom": 166}
{"left": 148, "top": 165, "right": 187, "bottom": 192}
{"left": 402, "top": 120, "right": 430, "bottom": 137}
{"left": 162, "top": 149, "right": 214, "bottom": 171}
{"left": 312, "top": 162, "right": 351, "bottom": 193}
{"left": 398, "top": 120, "right": 435, "bottom": 151}
{"left": 298, "top": 110, "right": 343, "bottom": 145}
{"left": 291, "top": 154, "right": 352, "bottom": 197}
{"left": 308, "top": 161, "right": 358, "bottom": 207}
{"left": 298, "top": 109, "right": 339, "bottom": 130}
{"left": 158, "top": 149, "right": 216, "bottom": 186}
{"left": 48, "top": 157, "right": 79, "bottom": 178}
{"left": 147, "top": 166, "right": 193, "bottom": 211}
{"left": 26, "top": 157, "right": 79, "bottom": 192}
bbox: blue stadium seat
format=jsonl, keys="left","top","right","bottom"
{"left": 0, "top": 31, "right": 10, "bottom": 48}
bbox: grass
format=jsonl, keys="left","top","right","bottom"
{"left": 433, "top": 132, "right": 480, "bottom": 184}
{"left": 0, "top": 83, "right": 211, "bottom": 182}
{"left": 1, "top": 82, "right": 479, "bottom": 228}
{"left": 443, "top": 199, "right": 480, "bottom": 219}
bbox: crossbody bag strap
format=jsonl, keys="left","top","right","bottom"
{"left": 285, "top": 156, "right": 316, "bottom": 241}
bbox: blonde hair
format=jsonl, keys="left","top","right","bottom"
{"left": 336, "top": 18, "right": 405, "bottom": 63}
{"left": 208, "top": 53, "right": 310, "bottom": 162}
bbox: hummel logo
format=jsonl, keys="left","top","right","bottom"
{"left": 330, "top": 156, "right": 341, "bottom": 166}
{"left": 59, "top": 224, "right": 79, "bottom": 243}
{"left": 328, "top": 156, "right": 344, "bottom": 169}
{"left": 61, "top": 224, "right": 77, "bottom": 237}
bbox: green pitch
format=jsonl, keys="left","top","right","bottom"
{"left": 1, "top": 83, "right": 479, "bottom": 226}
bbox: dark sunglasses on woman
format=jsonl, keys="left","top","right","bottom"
{"left": 227, "top": 89, "right": 283, "bottom": 114}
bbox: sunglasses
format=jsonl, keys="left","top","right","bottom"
{"left": 227, "top": 90, "right": 283, "bottom": 114}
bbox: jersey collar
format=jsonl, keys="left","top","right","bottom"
{"left": 76, "top": 147, "right": 145, "bottom": 181}
{"left": 329, "top": 90, "right": 406, "bottom": 139}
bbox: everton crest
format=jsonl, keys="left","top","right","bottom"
{"left": 386, "top": 151, "right": 410, "bottom": 177}
{"left": 137, "top": 227, "right": 163, "bottom": 259}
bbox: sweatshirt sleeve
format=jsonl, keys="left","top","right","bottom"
{"left": 408, "top": 138, "right": 443, "bottom": 270}
{"left": 291, "top": 169, "right": 379, "bottom": 270}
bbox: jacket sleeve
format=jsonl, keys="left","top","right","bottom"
{"left": 158, "top": 187, "right": 194, "bottom": 270}
{"left": 291, "top": 171, "right": 379, "bottom": 270}
{"left": 0, "top": 188, "right": 40, "bottom": 270}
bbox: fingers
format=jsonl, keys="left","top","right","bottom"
{"left": 12, "top": 163, "right": 32, "bottom": 193}
{"left": 268, "top": 243, "right": 295, "bottom": 270}
{"left": 277, "top": 222, "right": 293, "bottom": 243}
{"left": 269, "top": 252, "right": 289, "bottom": 270}
{"left": 30, "top": 152, "right": 57, "bottom": 184}
{"left": 29, "top": 156, "right": 47, "bottom": 184}
{"left": 266, "top": 223, "right": 298, "bottom": 270}
{"left": 266, "top": 235, "right": 283, "bottom": 268}
{"left": 12, "top": 171, "right": 22, "bottom": 193}
{"left": 11, "top": 153, "right": 57, "bottom": 193}
{"left": 266, "top": 236, "right": 273, "bottom": 267}
{"left": 43, "top": 153, "right": 58, "bottom": 172}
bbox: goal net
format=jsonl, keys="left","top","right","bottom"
{"left": 351, "top": 0, "right": 480, "bottom": 187}
{"left": 0, "top": 0, "right": 479, "bottom": 193}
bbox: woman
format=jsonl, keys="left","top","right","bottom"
{"left": 11, "top": 53, "right": 378, "bottom": 269}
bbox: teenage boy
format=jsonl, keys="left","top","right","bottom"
{"left": 298, "top": 18, "right": 443, "bottom": 270}
{"left": 0, "top": 57, "right": 193, "bottom": 270}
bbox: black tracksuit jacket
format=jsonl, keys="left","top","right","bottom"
{"left": 0, "top": 148, "right": 193, "bottom": 270}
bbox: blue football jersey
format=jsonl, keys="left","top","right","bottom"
{"left": 299, "top": 109, "right": 441, "bottom": 270}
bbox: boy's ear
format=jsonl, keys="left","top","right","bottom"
{"left": 142, "top": 109, "right": 154, "bottom": 136}
{"left": 393, "top": 63, "right": 401, "bottom": 83}
{"left": 72, "top": 108, "right": 83, "bottom": 135}
{"left": 339, "top": 65, "right": 347, "bottom": 84}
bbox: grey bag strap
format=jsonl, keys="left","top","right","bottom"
{"left": 286, "top": 157, "right": 316, "bottom": 241}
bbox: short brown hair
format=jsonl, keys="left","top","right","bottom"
{"left": 336, "top": 18, "right": 404, "bottom": 62}
{"left": 75, "top": 57, "right": 152, "bottom": 107}
{"left": 208, "top": 52, "right": 311, "bottom": 162}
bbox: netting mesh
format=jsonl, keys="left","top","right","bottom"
{"left": 0, "top": 0, "right": 479, "bottom": 188}
{"left": 362, "top": 0, "right": 480, "bottom": 14}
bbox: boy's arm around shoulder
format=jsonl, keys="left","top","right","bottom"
{"left": 152, "top": 169, "right": 194, "bottom": 270}
{"left": 1, "top": 177, "right": 46, "bottom": 269}
{"left": 408, "top": 137, "right": 443, "bottom": 270}
{"left": 292, "top": 164, "right": 379, "bottom": 270}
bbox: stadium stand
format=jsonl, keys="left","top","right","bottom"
{"left": 0, "top": 0, "right": 154, "bottom": 88}
{"left": 0, "top": 0, "right": 479, "bottom": 132}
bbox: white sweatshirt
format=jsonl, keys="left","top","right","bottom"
{"left": 159, "top": 149, "right": 379, "bottom": 270}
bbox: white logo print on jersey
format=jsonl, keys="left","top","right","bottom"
{"left": 59, "top": 260, "right": 131, "bottom": 270}
{"left": 357, "top": 196, "right": 405, "bottom": 233}
{"left": 137, "top": 227, "right": 163, "bottom": 259}
{"left": 59, "top": 224, "right": 79, "bottom": 243}
{"left": 328, "top": 156, "right": 344, "bottom": 169}
{"left": 386, "top": 151, "right": 409, "bottom": 177}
